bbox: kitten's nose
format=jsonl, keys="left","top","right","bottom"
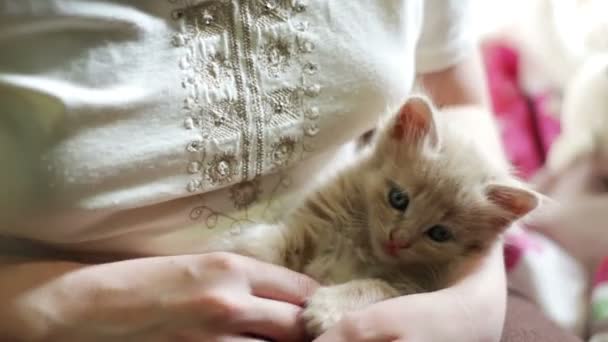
{"left": 388, "top": 229, "right": 411, "bottom": 249}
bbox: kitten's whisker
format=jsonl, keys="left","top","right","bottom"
{"left": 376, "top": 221, "right": 391, "bottom": 237}
{"left": 426, "top": 264, "right": 441, "bottom": 288}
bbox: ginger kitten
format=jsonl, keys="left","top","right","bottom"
{"left": 217, "top": 96, "right": 538, "bottom": 337}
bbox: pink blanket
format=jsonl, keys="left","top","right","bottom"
{"left": 482, "top": 41, "right": 561, "bottom": 180}
{"left": 484, "top": 41, "right": 589, "bottom": 337}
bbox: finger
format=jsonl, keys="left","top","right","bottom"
{"left": 313, "top": 310, "right": 385, "bottom": 342}
{"left": 530, "top": 168, "right": 558, "bottom": 193}
{"left": 234, "top": 296, "right": 306, "bottom": 342}
{"left": 313, "top": 330, "right": 348, "bottom": 342}
{"left": 528, "top": 195, "right": 605, "bottom": 228}
{"left": 243, "top": 259, "right": 318, "bottom": 305}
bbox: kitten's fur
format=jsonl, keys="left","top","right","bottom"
{"left": 215, "top": 96, "right": 538, "bottom": 337}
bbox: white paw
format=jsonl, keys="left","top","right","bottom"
{"left": 302, "top": 287, "right": 348, "bottom": 338}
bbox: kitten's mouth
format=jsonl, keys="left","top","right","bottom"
{"left": 383, "top": 232, "right": 411, "bottom": 257}
{"left": 383, "top": 243, "right": 400, "bottom": 257}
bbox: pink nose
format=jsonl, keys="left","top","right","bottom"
{"left": 387, "top": 230, "right": 411, "bottom": 249}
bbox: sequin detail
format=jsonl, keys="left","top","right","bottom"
{"left": 271, "top": 136, "right": 296, "bottom": 167}
{"left": 229, "top": 179, "right": 262, "bottom": 209}
{"left": 207, "top": 153, "right": 238, "bottom": 185}
{"left": 260, "top": 37, "right": 293, "bottom": 78}
{"left": 169, "top": 0, "right": 320, "bottom": 205}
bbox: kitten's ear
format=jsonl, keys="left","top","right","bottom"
{"left": 391, "top": 96, "right": 439, "bottom": 147}
{"left": 485, "top": 184, "right": 539, "bottom": 219}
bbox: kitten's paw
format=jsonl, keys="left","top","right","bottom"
{"left": 302, "top": 287, "right": 349, "bottom": 338}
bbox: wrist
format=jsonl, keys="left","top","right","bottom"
{"left": 10, "top": 296, "right": 55, "bottom": 341}
{"left": 473, "top": 243, "right": 508, "bottom": 341}
{"left": 0, "top": 259, "right": 85, "bottom": 341}
{"left": 443, "top": 243, "right": 506, "bottom": 341}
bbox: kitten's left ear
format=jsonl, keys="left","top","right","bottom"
{"left": 392, "top": 96, "right": 440, "bottom": 148}
{"left": 485, "top": 184, "right": 539, "bottom": 219}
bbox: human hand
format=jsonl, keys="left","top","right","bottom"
{"left": 313, "top": 289, "right": 500, "bottom": 342}
{"left": 532, "top": 153, "right": 606, "bottom": 198}
{"left": 313, "top": 243, "right": 506, "bottom": 342}
{"left": 301, "top": 279, "right": 400, "bottom": 338}
{"left": 526, "top": 194, "right": 608, "bottom": 268}
{"left": 17, "top": 252, "right": 318, "bottom": 342}
{"left": 528, "top": 154, "right": 608, "bottom": 267}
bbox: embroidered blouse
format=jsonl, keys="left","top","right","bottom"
{"left": 0, "top": 0, "right": 474, "bottom": 255}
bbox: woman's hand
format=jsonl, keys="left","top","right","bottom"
{"left": 4, "top": 252, "right": 318, "bottom": 342}
{"left": 314, "top": 243, "right": 506, "bottom": 342}
{"left": 528, "top": 154, "right": 608, "bottom": 268}
{"left": 313, "top": 290, "right": 479, "bottom": 342}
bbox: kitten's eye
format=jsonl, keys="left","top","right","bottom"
{"left": 388, "top": 187, "right": 409, "bottom": 211}
{"left": 426, "top": 225, "right": 453, "bottom": 243}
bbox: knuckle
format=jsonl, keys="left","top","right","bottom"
{"left": 203, "top": 252, "right": 242, "bottom": 274}
{"left": 341, "top": 312, "right": 368, "bottom": 340}
{"left": 295, "top": 274, "right": 318, "bottom": 299}
{"left": 196, "top": 291, "right": 244, "bottom": 322}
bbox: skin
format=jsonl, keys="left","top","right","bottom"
{"left": 529, "top": 153, "right": 608, "bottom": 272}
{"left": 0, "top": 253, "right": 318, "bottom": 341}
{"left": 0, "top": 51, "right": 505, "bottom": 342}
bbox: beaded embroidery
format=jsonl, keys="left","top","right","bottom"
{"left": 229, "top": 179, "right": 262, "bottom": 209}
{"left": 169, "top": 0, "right": 320, "bottom": 222}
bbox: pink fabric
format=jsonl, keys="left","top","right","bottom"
{"left": 504, "top": 229, "right": 544, "bottom": 272}
{"left": 594, "top": 257, "right": 608, "bottom": 287}
{"left": 504, "top": 232, "right": 544, "bottom": 271}
{"left": 482, "top": 41, "right": 563, "bottom": 271}
{"left": 482, "top": 42, "right": 561, "bottom": 180}
{"left": 484, "top": 42, "right": 590, "bottom": 335}
{"left": 504, "top": 240, "right": 523, "bottom": 271}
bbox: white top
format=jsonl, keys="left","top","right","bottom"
{"left": 0, "top": 0, "right": 474, "bottom": 256}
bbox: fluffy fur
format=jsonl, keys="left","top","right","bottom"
{"left": 215, "top": 96, "right": 539, "bottom": 337}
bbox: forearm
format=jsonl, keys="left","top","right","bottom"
{"left": 418, "top": 48, "right": 489, "bottom": 108}
{"left": 342, "top": 245, "right": 506, "bottom": 342}
{"left": 421, "top": 51, "right": 507, "bottom": 341}
{"left": 419, "top": 49, "right": 507, "bottom": 161}
{"left": 0, "top": 256, "right": 85, "bottom": 341}
{"left": 443, "top": 242, "right": 507, "bottom": 341}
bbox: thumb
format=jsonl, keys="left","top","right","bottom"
{"left": 525, "top": 195, "right": 608, "bottom": 261}
{"left": 244, "top": 258, "right": 319, "bottom": 305}
{"left": 522, "top": 194, "right": 560, "bottom": 233}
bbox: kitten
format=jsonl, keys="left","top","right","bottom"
{"left": 219, "top": 96, "right": 538, "bottom": 337}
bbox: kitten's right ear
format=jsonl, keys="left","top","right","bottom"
{"left": 485, "top": 184, "right": 539, "bottom": 220}
{"left": 391, "top": 96, "right": 439, "bottom": 148}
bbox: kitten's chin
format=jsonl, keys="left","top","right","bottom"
{"left": 370, "top": 238, "right": 399, "bottom": 263}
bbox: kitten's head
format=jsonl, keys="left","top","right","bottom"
{"left": 361, "top": 96, "right": 538, "bottom": 269}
